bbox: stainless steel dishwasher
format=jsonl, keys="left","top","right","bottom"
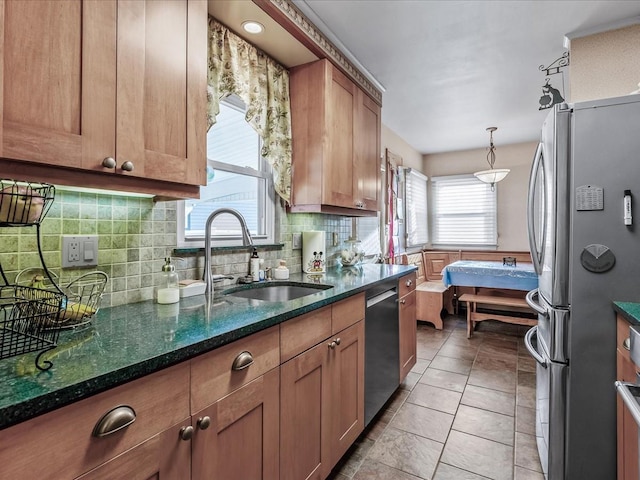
{"left": 364, "top": 279, "right": 400, "bottom": 426}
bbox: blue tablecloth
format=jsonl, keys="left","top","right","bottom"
{"left": 442, "top": 260, "right": 538, "bottom": 291}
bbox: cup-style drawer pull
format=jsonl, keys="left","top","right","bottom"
{"left": 232, "top": 351, "right": 254, "bottom": 371}
{"left": 624, "top": 338, "right": 631, "bottom": 351}
{"left": 92, "top": 405, "right": 136, "bottom": 437}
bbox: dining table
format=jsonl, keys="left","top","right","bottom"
{"left": 441, "top": 260, "right": 538, "bottom": 291}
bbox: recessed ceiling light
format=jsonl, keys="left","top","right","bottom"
{"left": 242, "top": 21, "right": 264, "bottom": 35}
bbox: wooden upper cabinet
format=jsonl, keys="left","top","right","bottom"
{"left": 0, "top": 0, "right": 206, "bottom": 198}
{"left": 290, "top": 59, "right": 380, "bottom": 216}
{"left": 116, "top": 0, "right": 205, "bottom": 186}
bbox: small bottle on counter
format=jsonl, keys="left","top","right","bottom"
{"left": 156, "top": 257, "right": 180, "bottom": 304}
{"left": 250, "top": 248, "right": 260, "bottom": 282}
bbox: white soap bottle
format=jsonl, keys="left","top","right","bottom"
{"left": 156, "top": 257, "right": 180, "bottom": 304}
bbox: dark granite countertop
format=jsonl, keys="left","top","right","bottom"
{"left": 614, "top": 301, "right": 640, "bottom": 327}
{"left": 0, "top": 264, "right": 415, "bottom": 429}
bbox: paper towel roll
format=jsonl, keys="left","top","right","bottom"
{"left": 302, "top": 231, "right": 326, "bottom": 273}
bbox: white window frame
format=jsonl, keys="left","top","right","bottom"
{"left": 431, "top": 174, "right": 498, "bottom": 249}
{"left": 177, "top": 98, "right": 276, "bottom": 248}
{"left": 403, "top": 167, "right": 429, "bottom": 249}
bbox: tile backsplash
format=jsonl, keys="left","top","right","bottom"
{"left": 0, "top": 190, "right": 362, "bottom": 307}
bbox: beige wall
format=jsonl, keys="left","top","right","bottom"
{"left": 570, "top": 23, "right": 640, "bottom": 102}
{"left": 423, "top": 141, "right": 538, "bottom": 251}
{"left": 381, "top": 124, "right": 424, "bottom": 171}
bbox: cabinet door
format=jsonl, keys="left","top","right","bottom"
{"left": 116, "top": 0, "right": 206, "bottom": 186}
{"left": 280, "top": 339, "right": 331, "bottom": 480}
{"left": 399, "top": 291, "right": 417, "bottom": 381}
{"left": 192, "top": 369, "right": 280, "bottom": 480}
{"left": 354, "top": 90, "right": 380, "bottom": 211}
{"left": 329, "top": 320, "right": 365, "bottom": 466}
{"left": 75, "top": 420, "right": 192, "bottom": 480}
{"left": 0, "top": 0, "right": 116, "bottom": 170}
{"left": 323, "top": 65, "right": 357, "bottom": 209}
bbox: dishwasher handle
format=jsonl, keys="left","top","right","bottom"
{"left": 615, "top": 381, "right": 640, "bottom": 428}
{"left": 366, "top": 289, "right": 397, "bottom": 308}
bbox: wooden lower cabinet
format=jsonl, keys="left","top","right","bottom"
{"left": 280, "top": 320, "right": 365, "bottom": 480}
{"left": 399, "top": 289, "right": 417, "bottom": 381}
{"left": 76, "top": 420, "right": 192, "bottom": 480}
{"left": 192, "top": 368, "right": 280, "bottom": 480}
{"left": 617, "top": 315, "right": 639, "bottom": 480}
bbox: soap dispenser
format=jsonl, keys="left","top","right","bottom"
{"left": 156, "top": 257, "right": 180, "bottom": 304}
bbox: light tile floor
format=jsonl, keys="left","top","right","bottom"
{"left": 328, "top": 316, "right": 544, "bottom": 480}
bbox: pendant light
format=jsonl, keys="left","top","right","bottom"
{"left": 473, "top": 127, "right": 509, "bottom": 190}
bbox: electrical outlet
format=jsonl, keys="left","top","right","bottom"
{"left": 62, "top": 235, "right": 99, "bottom": 268}
{"left": 292, "top": 233, "right": 302, "bottom": 249}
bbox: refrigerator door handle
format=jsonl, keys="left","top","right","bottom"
{"left": 525, "top": 326, "right": 548, "bottom": 368}
{"left": 526, "top": 289, "right": 548, "bottom": 317}
{"left": 615, "top": 381, "right": 640, "bottom": 428}
{"left": 527, "top": 142, "right": 546, "bottom": 275}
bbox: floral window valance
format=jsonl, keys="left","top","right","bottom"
{"left": 207, "top": 17, "right": 292, "bottom": 204}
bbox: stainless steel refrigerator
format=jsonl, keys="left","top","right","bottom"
{"left": 525, "top": 94, "right": 640, "bottom": 480}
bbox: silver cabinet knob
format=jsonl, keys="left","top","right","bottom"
{"left": 335, "top": 338, "right": 341, "bottom": 345}
{"left": 400, "top": 299, "right": 406, "bottom": 304}
{"left": 92, "top": 405, "right": 136, "bottom": 437}
{"left": 120, "top": 161, "right": 134, "bottom": 172}
{"left": 328, "top": 341, "right": 337, "bottom": 349}
{"left": 179, "top": 425, "right": 194, "bottom": 441}
{"left": 197, "top": 416, "right": 211, "bottom": 430}
{"left": 406, "top": 279, "right": 413, "bottom": 287}
{"left": 102, "top": 157, "right": 116, "bottom": 169}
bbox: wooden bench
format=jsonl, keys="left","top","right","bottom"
{"left": 459, "top": 293, "right": 537, "bottom": 338}
{"left": 401, "top": 252, "right": 453, "bottom": 330}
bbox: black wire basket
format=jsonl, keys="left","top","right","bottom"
{"left": 0, "top": 285, "right": 66, "bottom": 371}
{"left": 0, "top": 179, "right": 55, "bottom": 226}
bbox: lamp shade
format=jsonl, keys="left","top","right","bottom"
{"left": 474, "top": 168, "right": 510, "bottom": 184}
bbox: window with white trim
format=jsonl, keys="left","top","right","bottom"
{"left": 431, "top": 175, "right": 497, "bottom": 248}
{"left": 404, "top": 168, "right": 429, "bottom": 248}
{"left": 177, "top": 95, "right": 276, "bottom": 247}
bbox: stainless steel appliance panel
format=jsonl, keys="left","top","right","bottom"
{"left": 525, "top": 326, "right": 567, "bottom": 480}
{"left": 364, "top": 281, "right": 400, "bottom": 426}
{"left": 532, "top": 105, "right": 571, "bottom": 308}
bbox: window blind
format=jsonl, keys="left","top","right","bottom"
{"left": 431, "top": 175, "right": 497, "bottom": 247}
{"left": 404, "top": 168, "right": 429, "bottom": 248}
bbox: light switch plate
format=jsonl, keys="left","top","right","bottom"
{"left": 62, "top": 235, "right": 99, "bottom": 268}
{"left": 292, "top": 233, "right": 302, "bottom": 250}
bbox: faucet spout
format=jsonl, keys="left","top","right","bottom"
{"left": 203, "top": 208, "right": 254, "bottom": 295}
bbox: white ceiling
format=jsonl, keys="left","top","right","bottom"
{"left": 290, "top": 0, "right": 640, "bottom": 154}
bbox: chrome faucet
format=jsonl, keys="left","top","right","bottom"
{"left": 203, "top": 208, "right": 254, "bottom": 295}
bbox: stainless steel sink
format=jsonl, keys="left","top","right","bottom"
{"left": 222, "top": 282, "right": 332, "bottom": 302}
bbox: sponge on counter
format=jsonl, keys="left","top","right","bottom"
{"left": 179, "top": 279, "right": 206, "bottom": 298}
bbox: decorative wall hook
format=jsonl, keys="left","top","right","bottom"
{"left": 538, "top": 52, "right": 569, "bottom": 110}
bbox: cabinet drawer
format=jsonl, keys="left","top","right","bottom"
{"left": 281, "top": 306, "right": 332, "bottom": 363}
{"left": 399, "top": 272, "right": 417, "bottom": 298}
{"left": 332, "top": 293, "right": 365, "bottom": 334}
{"left": 0, "top": 362, "right": 190, "bottom": 480}
{"left": 191, "top": 325, "right": 280, "bottom": 412}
